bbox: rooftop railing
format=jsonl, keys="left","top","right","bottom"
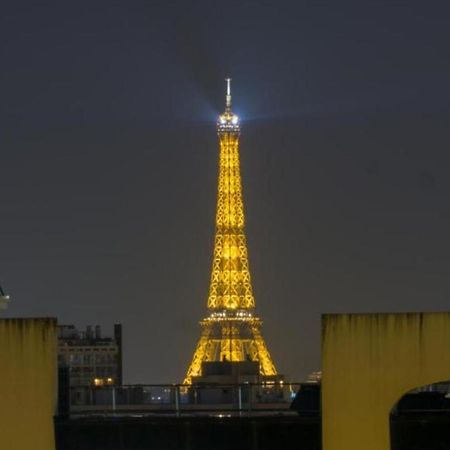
{"left": 65, "top": 382, "right": 303, "bottom": 417}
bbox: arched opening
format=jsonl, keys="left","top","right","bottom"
{"left": 390, "top": 380, "right": 450, "bottom": 450}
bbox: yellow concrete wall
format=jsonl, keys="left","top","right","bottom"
{"left": 322, "top": 313, "right": 450, "bottom": 450}
{"left": 0, "top": 318, "right": 57, "bottom": 450}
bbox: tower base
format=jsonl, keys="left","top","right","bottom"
{"left": 184, "top": 310, "right": 278, "bottom": 384}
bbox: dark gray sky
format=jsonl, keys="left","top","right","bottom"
{"left": 1, "top": 0, "right": 450, "bottom": 383}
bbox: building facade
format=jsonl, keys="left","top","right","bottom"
{"left": 58, "top": 323, "right": 123, "bottom": 387}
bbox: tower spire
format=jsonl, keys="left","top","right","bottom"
{"left": 225, "top": 77, "right": 232, "bottom": 111}
{"left": 184, "top": 79, "right": 278, "bottom": 384}
{"left": 218, "top": 77, "right": 239, "bottom": 133}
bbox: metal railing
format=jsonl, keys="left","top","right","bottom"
{"left": 66, "top": 382, "right": 301, "bottom": 417}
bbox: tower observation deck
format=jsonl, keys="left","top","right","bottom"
{"left": 184, "top": 79, "right": 278, "bottom": 384}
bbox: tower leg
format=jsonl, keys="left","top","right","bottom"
{"left": 251, "top": 325, "right": 277, "bottom": 376}
{"left": 183, "top": 323, "right": 213, "bottom": 384}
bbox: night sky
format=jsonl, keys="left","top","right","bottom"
{"left": 1, "top": 1, "right": 450, "bottom": 383}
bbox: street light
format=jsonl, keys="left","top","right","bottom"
{"left": 0, "top": 284, "right": 10, "bottom": 310}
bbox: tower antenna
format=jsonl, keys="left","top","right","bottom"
{"left": 225, "top": 77, "right": 232, "bottom": 111}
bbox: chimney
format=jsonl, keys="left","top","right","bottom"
{"left": 114, "top": 324, "right": 123, "bottom": 385}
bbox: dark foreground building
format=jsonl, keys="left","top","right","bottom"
{"left": 55, "top": 415, "right": 320, "bottom": 450}
{"left": 54, "top": 384, "right": 450, "bottom": 450}
{"left": 54, "top": 412, "right": 450, "bottom": 450}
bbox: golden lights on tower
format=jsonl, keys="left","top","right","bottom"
{"left": 184, "top": 79, "right": 278, "bottom": 384}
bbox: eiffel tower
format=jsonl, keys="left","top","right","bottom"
{"left": 184, "top": 79, "right": 278, "bottom": 384}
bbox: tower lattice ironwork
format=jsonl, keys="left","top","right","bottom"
{"left": 184, "top": 79, "right": 278, "bottom": 384}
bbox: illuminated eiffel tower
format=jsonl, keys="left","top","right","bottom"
{"left": 184, "top": 79, "right": 278, "bottom": 384}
